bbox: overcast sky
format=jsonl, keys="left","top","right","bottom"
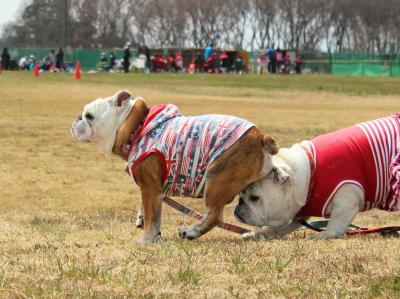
{"left": 0, "top": 0, "right": 26, "bottom": 29}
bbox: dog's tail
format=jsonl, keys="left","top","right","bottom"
{"left": 263, "top": 134, "right": 278, "bottom": 155}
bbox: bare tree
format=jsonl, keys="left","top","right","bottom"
{"left": 276, "top": 0, "right": 330, "bottom": 51}
{"left": 249, "top": 0, "right": 277, "bottom": 49}
{"left": 2, "top": 0, "right": 400, "bottom": 54}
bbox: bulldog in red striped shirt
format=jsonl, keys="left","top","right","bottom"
{"left": 235, "top": 114, "right": 400, "bottom": 240}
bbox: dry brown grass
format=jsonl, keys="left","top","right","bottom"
{"left": 0, "top": 72, "right": 400, "bottom": 298}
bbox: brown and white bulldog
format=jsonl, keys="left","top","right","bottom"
{"left": 71, "top": 90, "right": 283, "bottom": 243}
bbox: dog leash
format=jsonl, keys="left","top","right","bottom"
{"left": 162, "top": 196, "right": 250, "bottom": 235}
{"left": 299, "top": 219, "right": 400, "bottom": 236}
{"left": 162, "top": 196, "right": 400, "bottom": 237}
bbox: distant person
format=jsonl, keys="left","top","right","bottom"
{"left": 204, "top": 43, "right": 213, "bottom": 61}
{"left": 195, "top": 53, "right": 204, "bottom": 72}
{"left": 205, "top": 52, "right": 218, "bottom": 73}
{"left": 123, "top": 44, "right": 131, "bottom": 73}
{"left": 18, "top": 56, "right": 29, "bottom": 70}
{"left": 40, "top": 55, "right": 51, "bottom": 71}
{"left": 282, "top": 50, "right": 290, "bottom": 73}
{"left": 267, "top": 47, "right": 276, "bottom": 74}
{"left": 144, "top": 46, "right": 151, "bottom": 73}
{"left": 235, "top": 55, "right": 244, "bottom": 75}
{"left": 256, "top": 53, "right": 268, "bottom": 74}
{"left": 109, "top": 52, "right": 116, "bottom": 71}
{"left": 97, "top": 53, "right": 108, "bottom": 71}
{"left": 175, "top": 52, "right": 183, "bottom": 71}
{"left": 167, "top": 54, "right": 176, "bottom": 72}
{"left": 220, "top": 51, "right": 229, "bottom": 73}
{"left": 295, "top": 54, "right": 302, "bottom": 74}
{"left": 276, "top": 48, "right": 283, "bottom": 73}
{"left": 1, "top": 47, "right": 11, "bottom": 70}
{"left": 49, "top": 49, "right": 56, "bottom": 70}
{"left": 27, "top": 55, "right": 36, "bottom": 71}
{"left": 188, "top": 59, "right": 196, "bottom": 73}
{"left": 56, "top": 48, "right": 64, "bottom": 70}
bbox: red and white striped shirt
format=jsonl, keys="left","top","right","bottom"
{"left": 299, "top": 113, "right": 400, "bottom": 217}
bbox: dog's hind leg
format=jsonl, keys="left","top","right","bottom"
{"left": 135, "top": 203, "right": 144, "bottom": 229}
{"left": 178, "top": 180, "right": 238, "bottom": 240}
{"left": 178, "top": 133, "right": 267, "bottom": 240}
{"left": 308, "top": 184, "right": 364, "bottom": 239}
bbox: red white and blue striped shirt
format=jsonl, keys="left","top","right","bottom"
{"left": 299, "top": 113, "right": 400, "bottom": 217}
{"left": 124, "top": 104, "right": 254, "bottom": 197}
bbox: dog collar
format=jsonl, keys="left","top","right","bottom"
{"left": 299, "top": 142, "right": 316, "bottom": 206}
{"left": 122, "top": 121, "right": 144, "bottom": 160}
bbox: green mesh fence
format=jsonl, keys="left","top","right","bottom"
{"left": 331, "top": 53, "right": 399, "bottom": 77}
{"left": 302, "top": 52, "right": 331, "bottom": 73}
{"left": 4, "top": 48, "right": 400, "bottom": 76}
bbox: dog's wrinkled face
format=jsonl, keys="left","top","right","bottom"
{"left": 234, "top": 167, "right": 294, "bottom": 227}
{"left": 71, "top": 90, "right": 135, "bottom": 154}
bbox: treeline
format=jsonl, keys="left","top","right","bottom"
{"left": 1, "top": 0, "right": 399, "bottom": 53}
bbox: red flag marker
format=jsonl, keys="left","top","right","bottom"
{"left": 33, "top": 61, "right": 39, "bottom": 77}
{"left": 74, "top": 60, "right": 81, "bottom": 79}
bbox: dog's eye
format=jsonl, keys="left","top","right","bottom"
{"left": 85, "top": 113, "right": 94, "bottom": 120}
{"left": 249, "top": 195, "right": 260, "bottom": 202}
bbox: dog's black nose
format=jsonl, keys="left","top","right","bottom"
{"left": 234, "top": 205, "right": 244, "bottom": 222}
{"left": 238, "top": 197, "right": 244, "bottom": 205}
{"left": 77, "top": 114, "right": 82, "bottom": 121}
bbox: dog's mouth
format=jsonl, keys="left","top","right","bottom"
{"left": 234, "top": 202, "right": 248, "bottom": 224}
{"left": 71, "top": 116, "right": 93, "bottom": 142}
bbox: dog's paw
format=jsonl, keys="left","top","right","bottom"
{"left": 136, "top": 231, "right": 162, "bottom": 244}
{"left": 135, "top": 216, "right": 144, "bottom": 229}
{"left": 242, "top": 232, "right": 257, "bottom": 240}
{"left": 307, "top": 231, "right": 344, "bottom": 240}
{"left": 178, "top": 227, "right": 200, "bottom": 240}
{"left": 242, "top": 231, "right": 275, "bottom": 241}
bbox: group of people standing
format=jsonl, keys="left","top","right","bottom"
{"left": 187, "top": 43, "right": 244, "bottom": 74}
{"left": 97, "top": 51, "right": 117, "bottom": 71}
{"left": 1, "top": 47, "right": 65, "bottom": 71}
{"left": 121, "top": 44, "right": 150, "bottom": 73}
{"left": 38, "top": 48, "right": 65, "bottom": 71}
{"left": 2, "top": 44, "right": 303, "bottom": 75}
{"left": 257, "top": 48, "right": 302, "bottom": 74}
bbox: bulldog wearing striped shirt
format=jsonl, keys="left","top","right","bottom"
{"left": 235, "top": 114, "right": 400, "bottom": 240}
{"left": 71, "top": 90, "right": 282, "bottom": 244}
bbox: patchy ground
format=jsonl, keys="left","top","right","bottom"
{"left": 0, "top": 72, "right": 399, "bottom": 298}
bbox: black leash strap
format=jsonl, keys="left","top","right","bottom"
{"left": 299, "top": 219, "right": 400, "bottom": 236}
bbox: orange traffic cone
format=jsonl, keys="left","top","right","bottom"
{"left": 33, "top": 61, "right": 39, "bottom": 77}
{"left": 74, "top": 60, "right": 81, "bottom": 79}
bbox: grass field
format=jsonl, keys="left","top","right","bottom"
{"left": 1, "top": 71, "right": 400, "bottom": 298}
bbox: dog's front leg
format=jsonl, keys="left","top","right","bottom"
{"left": 178, "top": 176, "right": 242, "bottom": 240}
{"left": 135, "top": 203, "right": 144, "bottom": 229}
{"left": 308, "top": 185, "right": 363, "bottom": 239}
{"left": 139, "top": 187, "right": 162, "bottom": 243}
{"left": 133, "top": 154, "right": 164, "bottom": 244}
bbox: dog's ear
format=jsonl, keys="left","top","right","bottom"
{"left": 263, "top": 134, "right": 278, "bottom": 155}
{"left": 112, "top": 90, "right": 132, "bottom": 107}
{"left": 273, "top": 166, "right": 290, "bottom": 184}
